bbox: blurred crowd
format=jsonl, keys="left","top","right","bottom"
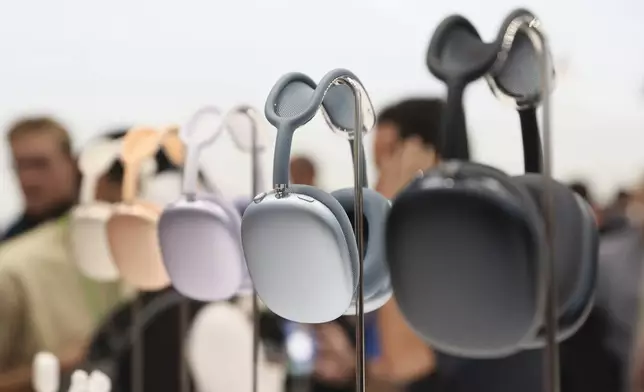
{"left": 0, "top": 98, "right": 643, "bottom": 392}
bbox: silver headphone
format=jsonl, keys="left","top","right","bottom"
{"left": 241, "top": 68, "right": 392, "bottom": 323}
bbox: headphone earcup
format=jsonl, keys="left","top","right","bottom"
{"left": 242, "top": 184, "right": 357, "bottom": 323}
{"left": 159, "top": 194, "right": 244, "bottom": 301}
{"left": 187, "top": 302, "right": 285, "bottom": 392}
{"left": 513, "top": 174, "right": 598, "bottom": 345}
{"left": 210, "top": 195, "right": 251, "bottom": 296}
{"left": 288, "top": 185, "right": 359, "bottom": 292}
{"left": 385, "top": 162, "right": 546, "bottom": 357}
{"left": 331, "top": 187, "right": 392, "bottom": 313}
{"left": 232, "top": 198, "right": 254, "bottom": 295}
{"left": 107, "top": 204, "right": 171, "bottom": 291}
{"left": 70, "top": 203, "right": 120, "bottom": 281}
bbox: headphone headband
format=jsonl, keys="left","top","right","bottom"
{"left": 487, "top": 9, "right": 549, "bottom": 174}
{"left": 227, "top": 105, "right": 263, "bottom": 153}
{"left": 121, "top": 126, "right": 172, "bottom": 204}
{"left": 180, "top": 106, "right": 225, "bottom": 198}
{"left": 181, "top": 105, "right": 267, "bottom": 199}
{"left": 78, "top": 138, "right": 123, "bottom": 204}
{"left": 265, "top": 68, "right": 373, "bottom": 187}
{"left": 225, "top": 106, "right": 266, "bottom": 196}
{"left": 161, "top": 125, "right": 186, "bottom": 167}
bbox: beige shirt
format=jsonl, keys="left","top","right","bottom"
{"left": 0, "top": 218, "right": 126, "bottom": 371}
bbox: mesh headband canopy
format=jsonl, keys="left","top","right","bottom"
{"left": 264, "top": 69, "right": 373, "bottom": 187}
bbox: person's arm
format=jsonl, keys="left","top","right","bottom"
{"left": 371, "top": 298, "right": 436, "bottom": 384}
{"left": 0, "top": 270, "right": 87, "bottom": 392}
{"left": 371, "top": 141, "right": 438, "bottom": 384}
{"left": 0, "top": 270, "right": 29, "bottom": 392}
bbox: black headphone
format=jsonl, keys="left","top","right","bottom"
{"left": 384, "top": 9, "right": 598, "bottom": 358}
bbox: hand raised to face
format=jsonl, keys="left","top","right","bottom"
{"left": 376, "top": 137, "right": 437, "bottom": 199}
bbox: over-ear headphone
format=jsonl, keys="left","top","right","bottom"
{"left": 488, "top": 10, "right": 595, "bottom": 349}
{"left": 106, "top": 126, "right": 185, "bottom": 291}
{"left": 385, "top": 9, "right": 598, "bottom": 358}
{"left": 187, "top": 302, "right": 285, "bottom": 392}
{"left": 159, "top": 105, "right": 264, "bottom": 301}
{"left": 241, "top": 68, "right": 392, "bottom": 323}
{"left": 70, "top": 138, "right": 124, "bottom": 281}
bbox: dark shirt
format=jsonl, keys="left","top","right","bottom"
{"left": 559, "top": 308, "right": 622, "bottom": 391}
{"left": 437, "top": 350, "right": 542, "bottom": 392}
{"left": 270, "top": 314, "right": 443, "bottom": 392}
{"left": 595, "top": 223, "right": 644, "bottom": 391}
{"left": 599, "top": 213, "right": 629, "bottom": 235}
{"left": 310, "top": 318, "right": 356, "bottom": 392}
{"left": 1, "top": 202, "right": 73, "bottom": 242}
{"left": 85, "top": 289, "right": 206, "bottom": 392}
{"left": 429, "top": 314, "right": 621, "bottom": 392}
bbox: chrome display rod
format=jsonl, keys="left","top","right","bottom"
{"left": 249, "top": 107, "right": 261, "bottom": 392}
{"left": 226, "top": 106, "right": 262, "bottom": 392}
{"left": 515, "top": 17, "right": 559, "bottom": 392}
{"left": 338, "top": 76, "right": 367, "bottom": 392}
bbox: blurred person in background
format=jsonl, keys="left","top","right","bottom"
{"left": 569, "top": 181, "right": 591, "bottom": 203}
{"left": 0, "top": 131, "right": 128, "bottom": 392}
{"left": 608, "top": 189, "right": 631, "bottom": 217}
{"left": 2, "top": 117, "right": 79, "bottom": 242}
{"left": 371, "top": 98, "right": 445, "bottom": 392}
{"left": 569, "top": 181, "right": 630, "bottom": 235}
{"left": 601, "top": 188, "right": 632, "bottom": 234}
{"left": 625, "top": 181, "right": 644, "bottom": 228}
{"left": 602, "top": 176, "right": 644, "bottom": 392}
{"left": 290, "top": 155, "right": 317, "bottom": 186}
{"left": 555, "top": 180, "right": 623, "bottom": 390}
{"left": 569, "top": 180, "right": 603, "bottom": 225}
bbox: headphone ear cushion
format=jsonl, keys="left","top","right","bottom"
{"left": 331, "top": 188, "right": 391, "bottom": 305}
{"left": 513, "top": 174, "right": 598, "bottom": 326}
{"left": 231, "top": 198, "right": 254, "bottom": 295}
{"left": 290, "top": 185, "right": 359, "bottom": 288}
{"left": 242, "top": 184, "right": 359, "bottom": 322}
{"left": 232, "top": 197, "right": 251, "bottom": 218}
{"left": 159, "top": 193, "right": 244, "bottom": 301}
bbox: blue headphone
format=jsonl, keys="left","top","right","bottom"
{"left": 241, "top": 68, "right": 392, "bottom": 323}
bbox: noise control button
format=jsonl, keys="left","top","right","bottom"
{"left": 297, "top": 195, "right": 315, "bottom": 203}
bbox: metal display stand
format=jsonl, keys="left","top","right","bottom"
{"left": 335, "top": 76, "right": 367, "bottom": 392}
{"left": 225, "top": 105, "right": 263, "bottom": 392}
{"left": 249, "top": 107, "right": 261, "bottom": 392}
{"left": 505, "top": 16, "right": 558, "bottom": 392}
